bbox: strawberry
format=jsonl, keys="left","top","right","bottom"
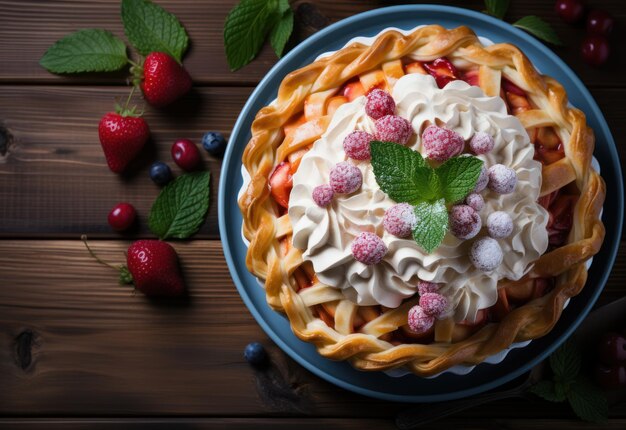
{"left": 139, "top": 52, "right": 192, "bottom": 107}
{"left": 98, "top": 110, "right": 149, "bottom": 173}
{"left": 125, "top": 240, "right": 185, "bottom": 297}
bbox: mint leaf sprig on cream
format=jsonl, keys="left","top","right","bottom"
{"left": 370, "top": 141, "right": 483, "bottom": 253}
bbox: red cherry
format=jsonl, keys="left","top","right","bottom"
{"left": 554, "top": 0, "right": 585, "bottom": 24}
{"left": 599, "top": 332, "right": 626, "bottom": 365}
{"left": 108, "top": 202, "right": 137, "bottom": 231}
{"left": 587, "top": 10, "right": 615, "bottom": 36}
{"left": 594, "top": 363, "right": 626, "bottom": 390}
{"left": 581, "top": 36, "right": 610, "bottom": 66}
{"left": 171, "top": 139, "right": 201, "bottom": 171}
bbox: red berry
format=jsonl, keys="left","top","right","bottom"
{"left": 329, "top": 162, "right": 362, "bottom": 194}
{"left": 488, "top": 164, "right": 517, "bottom": 194}
{"left": 419, "top": 292, "right": 448, "bottom": 317}
{"left": 351, "top": 232, "right": 387, "bottom": 265}
{"left": 343, "top": 130, "right": 373, "bottom": 160}
{"left": 469, "top": 132, "right": 495, "bottom": 155}
{"left": 599, "top": 332, "right": 626, "bottom": 365}
{"left": 587, "top": 9, "right": 614, "bottom": 36}
{"left": 486, "top": 211, "right": 513, "bottom": 239}
{"left": 470, "top": 237, "right": 503, "bottom": 272}
{"left": 465, "top": 193, "right": 484, "bottom": 212}
{"left": 449, "top": 205, "right": 482, "bottom": 240}
{"left": 407, "top": 305, "right": 434, "bottom": 334}
{"left": 581, "top": 36, "right": 610, "bottom": 66}
{"left": 171, "top": 138, "right": 201, "bottom": 171}
{"left": 383, "top": 203, "right": 416, "bottom": 238}
{"left": 421, "top": 125, "right": 465, "bottom": 161}
{"left": 594, "top": 363, "right": 626, "bottom": 390}
{"left": 126, "top": 240, "right": 185, "bottom": 297}
{"left": 140, "top": 52, "right": 192, "bottom": 107}
{"left": 98, "top": 112, "right": 150, "bottom": 173}
{"left": 374, "top": 115, "right": 413, "bottom": 145}
{"left": 312, "top": 184, "right": 334, "bottom": 207}
{"left": 365, "top": 89, "right": 395, "bottom": 120}
{"left": 108, "top": 202, "right": 137, "bottom": 231}
{"left": 417, "top": 280, "right": 439, "bottom": 296}
{"left": 554, "top": 0, "right": 585, "bottom": 24}
{"left": 474, "top": 166, "right": 489, "bottom": 193}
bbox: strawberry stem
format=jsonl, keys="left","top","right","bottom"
{"left": 123, "top": 86, "right": 136, "bottom": 112}
{"left": 81, "top": 234, "right": 122, "bottom": 271}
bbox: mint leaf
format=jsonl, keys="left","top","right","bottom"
{"left": 270, "top": 7, "right": 294, "bottom": 58}
{"left": 148, "top": 171, "right": 211, "bottom": 240}
{"left": 121, "top": 0, "right": 189, "bottom": 62}
{"left": 370, "top": 141, "right": 437, "bottom": 203}
{"left": 224, "top": 0, "right": 284, "bottom": 71}
{"left": 567, "top": 377, "right": 609, "bottom": 424}
{"left": 513, "top": 16, "right": 563, "bottom": 46}
{"left": 528, "top": 380, "right": 566, "bottom": 402}
{"left": 412, "top": 199, "right": 448, "bottom": 253}
{"left": 40, "top": 29, "right": 129, "bottom": 74}
{"left": 484, "top": 0, "right": 510, "bottom": 19}
{"left": 549, "top": 339, "right": 581, "bottom": 383}
{"left": 435, "top": 156, "right": 483, "bottom": 204}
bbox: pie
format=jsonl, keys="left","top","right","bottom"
{"left": 238, "top": 25, "right": 606, "bottom": 376}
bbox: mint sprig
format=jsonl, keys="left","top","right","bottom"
{"left": 528, "top": 339, "right": 609, "bottom": 424}
{"left": 484, "top": 0, "right": 510, "bottom": 19}
{"left": 39, "top": 29, "right": 129, "bottom": 74}
{"left": 483, "top": 1, "right": 562, "bottom": 46}
{"left": 149, "top": 171, "right": 211, "bottom": 240}
{"left": 370, "top": 141, "right": 483, "bottom": 253}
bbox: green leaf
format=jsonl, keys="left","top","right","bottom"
{"left": 528, "top": 380, "right": 566, "bottom": 402}
{"left": 513, "top": 16, "right": 563, "bottom": 46}
{"left": 270, "top": 8, "right": 294, "bottom": 58}
{"left": 567, "top": 377, "right": 609, "bottom": 424}
{"left": 549, "top": 339, "right": 581, "bottom": 383}
{"left": 435, "top": 156, "right": 484, "bottom": 204}
{"left": 121, "top": 0, "right": 189, "bottom": 62}
{"left": 484, "top": 0, "right": 510, "bottom": 19}
{"left": 148, "top": 171, "right": 211, "bottom": 240}
{"left": 412, "top": 199, "right": 448, "bottom": 253}
{"left": 39, "top": 29, "right": 129, "bottom": 74}
{"left": 370, "top": 141, "right": 437, "bottom": 204}
{"left": 224, "top": 0, "right": 284, "bottom": 71}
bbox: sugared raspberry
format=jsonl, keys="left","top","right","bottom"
{"left": 465, "top": 193, "right": 484, "bottom": 211}
{"left": 351, "top": 232, "right": 387, "bottom": 265}
{"left": 365, "top": 89, "right": 395, "bottom": 120}
{"left": 421, "top": 125, "right": 465, "bottom": 161}
{"left": 374, "top": 115, "right": 413, "bottom": 145}
{"left": 417, "top": 280, "right": 439, "bottom": 295}
{"left": 449, "top": 205, "right": 482, "bottom": 240}
{"left": 474, "top": 165, "right": 489, "bottom": 193}
{"left": 419, "top": 292, "right": 448, "bottom": 318}
{"left": 487, "top": 211, "right": 513, "bottom": 238}
{"left": 469, "top": 132, "right": 495, "bottom": 155}
{"left": 329, "top": 162, "right": 362, "bottom": 194}
{"left": 343, "top": 130, "right": 373, "bottom": 160}
{"left": 312, "top": 184, "right": 334, "bottom": 207}
{"left": 488, "top": 164, "right": 517, "bottom": 194}
{"left": 470, "top": 237, "right": 503, "bottom": 271}
{"left": 407, "top": 305, "right": 434, "bottom": 334}
{"left": 383, "top": 203, "right": 417, "bottom": 238}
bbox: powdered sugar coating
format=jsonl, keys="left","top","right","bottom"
{"left": 469, "top": 131, "right": 495, "bottom": 155}
{"left": 487, "top": 211, "right": 514, "bottom": 239}
{"left": 365, "top": 89, "right": 395, "bottom": 120}
{"left": 383, "top": 203, "right": 417, "bottom": 238}
{"left": 421, "top": 125, "right": 465, "bottom": 161}
{"left": 351, "top": 232, "right": 387, "bottom": 265}
{"left": 449, "top": 205, "right": 482, "bottom": 240}
{"left": 465, "top": 193, "right": 484, "bottom": 211}
{"left": 417, "top": 280, "right": 439, "bottom": 295}
{"left": 312, "top": 184, "right": 334, "bottom": 207}
{"left": 343, "top": 130, "right": 373, "bottom": 160}
{"left": 488, "top": 164, "right": 517, "bottom": 194}
{"left": 474, "top": 165, "right": 489, "bottom": 193}
{"left": 329, "top": 162, "right": 362, "bottom": 194}
{"left": 407, "top": 305, "right": 435, "bottom": 334}
{"left": 470, "top": 237, "right": 503, "bottom": 271}
{"left": 419, "top": 292, "right": 448, "bottom": 318}
{"left": 374, "top": 115, "right": 413, "bottom": 145}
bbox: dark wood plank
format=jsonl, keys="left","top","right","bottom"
{"left": 1, "top": 0, "right": 625, "bottom": 87}
{"left": 1, "top": 240, "right": 624, "bottom": 417}
{"left": 0, "top": 85, "right": 624, "bottom": 238}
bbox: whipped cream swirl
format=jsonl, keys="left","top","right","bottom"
{"left": 289, "top": 73, "right": 549, "bottom": 322}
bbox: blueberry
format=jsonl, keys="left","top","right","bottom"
{"left": 244, "top": 342, "right": 268, "bottom": 367}
{"left": 149, "top": 161, "right": 173, "bottom": 186}
{"left": 202, "top": 131, "right": 227, "bottom": 157}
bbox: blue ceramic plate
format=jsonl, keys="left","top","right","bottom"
{"left": 219, "top": 5, "right": 623, "bottom": 402}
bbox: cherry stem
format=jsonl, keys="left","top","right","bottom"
{"left": 81, "top": 234, "right": 120, "bottom": 271}
{"left": 128, "top": 59, "right": 141, "bottom": 68}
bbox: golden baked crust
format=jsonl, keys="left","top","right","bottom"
{"left": 238, "top": 25, "right": 606, "bottom": 376}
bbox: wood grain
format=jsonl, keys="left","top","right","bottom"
{"left": 1, "top": 0, "right": 625, "bottom": 87}
{"left": 0, "top": 240, "right": 624, "bottom": 417}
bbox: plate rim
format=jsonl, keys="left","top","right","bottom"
{"left": 219, "top": 4, "right": 624, "bottom": 402}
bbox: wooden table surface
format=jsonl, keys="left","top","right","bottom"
{"left": 1, "top": 1, "right": 624, "bottom": 428}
